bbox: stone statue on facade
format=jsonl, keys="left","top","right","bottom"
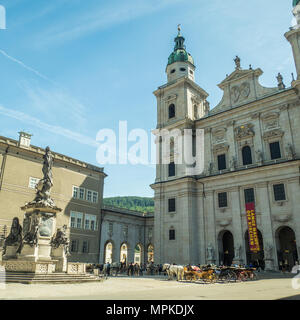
{"left": 286, "top": 143, "right": 296, "bottom": 160}
{"left": 230, "top": 157, "right": 237, "bottom": 171}
{"left": 3, "top": 217, "right": 23, "bottom": 255}
{"left": 264, "top": 243, "right": 273, "bottom": 260}
{"left": 28, "top": 146, "right": 56, "bottom": 208}
{"left": 234, "top": 245, "right": 241, "bottom": 260}
{"left": 207, "top": 162, "right": 213, "bottom": 175}
{"left": 234, "top": 56, "right": 241, "bottom": 70}
{"left": 50, "top": 225, "right": 70, "bottom": 255}
{"left": 277, "top": 73, "right": 286, "bottom": 90}
{"left": 256, "top": 150, "right": 263, "bottom": 163}
{"left": 207, "top": 243, "right": 215, "bottom": 260}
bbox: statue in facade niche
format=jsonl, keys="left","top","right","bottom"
{"left": 230, "top": 157, "right": 237, "bottom": 171}
{"left": 3, "top": 217, "right": 23, "bottom": 254}
{"left": 265, "top": 243, "right": 273, "bottom": 260}
{"left": 50, "top": 225, "right": 70, "bottom": 255}
{"left": 286, "top": 143, "right": 296, "bottom": 160}
{"left": 207, "top": 243, "right": 215, "bottom": 260}
{"left": 208, "top": 162, "right": 214, "bottom": 175}
{"left": 256, "top": 150, "right": 263, "bottom": 163}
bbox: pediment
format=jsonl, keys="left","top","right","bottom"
{"left": 218, "top": 69, "right": 262, "bottom": 89}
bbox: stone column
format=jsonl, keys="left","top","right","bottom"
{"left": 203, "top": 190, "right": 217, "bottom": 264}
{"left": 231, "top": 187, "right": 244, "bottom": 265}
{"left": 285, "top": 27, "right": 300, "bottom": 80}
{"left": 226, "top": 120, "right": 236, "bottom": 166}
{"left": 256, "top": 182, "right": 277, "bottom": 271}
{"left": 197, "top": 190, "right": 206, "bottom": 265}
{"left": 154, "top": 191, "right": 164, "bottom": 264}
{"left": 287, "top": 179, "right": 300, "bottom": 261}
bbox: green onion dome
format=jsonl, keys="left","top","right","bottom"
{"left": 167, "top": 28, "right": 194, "bottom": 66}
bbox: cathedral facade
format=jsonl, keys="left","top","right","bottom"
{"left": 151, "top": 8, "right": 300, "bottom": 270}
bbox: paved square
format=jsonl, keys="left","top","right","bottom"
{"left": 0, "top": 274, "right": 299, "bottom": 300}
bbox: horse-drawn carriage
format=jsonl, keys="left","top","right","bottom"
{"left": 163, "top": 263, "right": 258, "bottom": 283}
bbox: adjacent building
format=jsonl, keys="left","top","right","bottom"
{"left": 0, "top": 132, "right": 106, "bottom": 263}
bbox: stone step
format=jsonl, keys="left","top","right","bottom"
{"left": 2, "top": 272, "right": 104, "bottom": 284}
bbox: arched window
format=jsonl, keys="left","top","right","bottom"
{"left": 104, "top": 242, "right": 113, "bottom": 263}
{"left": 134, "top": 244, "right": 142, "bottom": 265}
{"left": 242, "top": 146, "right": 252, "bottom": 165}
{"left": 120, "top": 243, "right": 128, "bottom": 264}
{"left": 168, "top": 104, "right": 175, "bottom": 119}
{"left": 169, "top": 228, "right": 175, "bottom": 240}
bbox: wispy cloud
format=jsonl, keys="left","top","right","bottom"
{"left": 0, "top": 49, "right": 55, "bottom": 83}
{"left": 0, "top": 104, "right": 98, "bottom": 148}
{"left": 0, "top": 48, "right": 88, "bottom": 128}
{"left": 35, "top": 0, "right": 184, "bottom": 47}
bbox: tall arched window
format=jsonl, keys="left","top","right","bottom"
{"left": 168, "top": 104, "right": 175, "bottom": 119}
{"left": 242, "top": 146, "right": 252, "bottom": 165}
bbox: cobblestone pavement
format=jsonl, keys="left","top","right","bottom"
{"left": 0, "top": 273, "right": 299, "bottom": 300}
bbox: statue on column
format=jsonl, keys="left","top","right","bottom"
{"left": 29, "top": 146, "right": 56, "bottom": 208}
{"left": 50, "top": 225, "right": 70, "bottom": 255}
{"left": 3, "top": 217, "right": 23, "bottom": 255}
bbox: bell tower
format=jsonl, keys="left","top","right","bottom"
{"left": 151, "top": 27, "right": 209, "bottom": 265}
{"left": 285, "top": 1, "right": 300, "bottom": 83}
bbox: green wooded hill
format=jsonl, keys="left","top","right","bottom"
{"left": 103, "top": 196, "right": 154, "bottom": 213}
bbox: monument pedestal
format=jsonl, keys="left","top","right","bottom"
{"left": 17, "top": 244, "right": 38, "bottom": 261}
{"left": 51, "top": 247, "right": 67, "bottom": 272}
{"left": 2, "top": 246, "right": 19, "bottom": 260}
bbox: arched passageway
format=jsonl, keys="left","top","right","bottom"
{"left": 276, "top": 226, "right": 298, "bottom": 271}
{"left": 218, "top": 231, "right": 234, "bottom": 266}
{"left": 245, "top": 230, "right": 264, "bottom": 269}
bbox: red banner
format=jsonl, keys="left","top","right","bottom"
{"left": 245, "top": 202, "right": 260, "bottom": 252}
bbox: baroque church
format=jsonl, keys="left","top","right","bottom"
{"left": 151, "top": 5, "right": 300, "bottom": 270}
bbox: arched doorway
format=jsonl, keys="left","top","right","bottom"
{"left": 276, "top": 226, "right": 298, "bottom": 271}
{"left": 104, "top": 241, "right": 113, "bottom": 263}
{"left": 134, "top": 244, "right": 142, "bottom": 265}
{"left": 218, "top": 231, "right": 234, "bottom": 266}
{"left": 120, "top": 243, "right": 128, "bottom": 264}
{"left": 147, "top": 244, "right": 154, "bottom": 262}
{"left": 245, "top": 230, "right": 264, "bottom": 269}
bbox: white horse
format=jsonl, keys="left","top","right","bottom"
{"left": 163, "top": 263, "right": 184, "bottom": 281}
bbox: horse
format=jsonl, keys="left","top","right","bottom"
{"left": 163, "top": 264, "right": 184, "bottom": 281}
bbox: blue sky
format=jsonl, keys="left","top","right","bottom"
{"left": 0, "top": 0, "right": 295, "bottom": 197}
